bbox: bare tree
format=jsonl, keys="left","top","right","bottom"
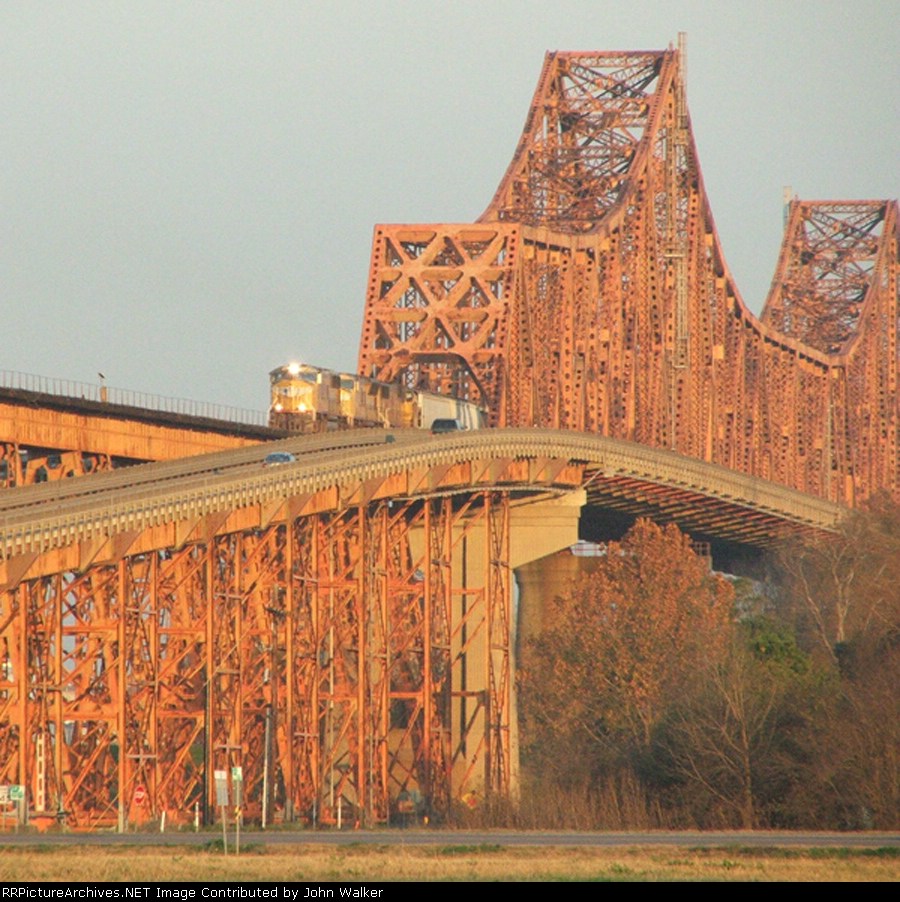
{"left": 519, "top": 519, "right": 734, "bottom": 822}
{"left": 777, "top": 495, "right": 899, "bottom": 661}
{"left": 660, "top": 626, "right": 812, "bottom": 828}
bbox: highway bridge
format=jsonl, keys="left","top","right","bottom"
{"left": 0, "top": 425, "right": 845, "bottom": 831}
{"left": 0, "top": 39, "right": 894, "bottom": 831}
{"left": 0, "top": 428, "right": 842, "bottom": 572}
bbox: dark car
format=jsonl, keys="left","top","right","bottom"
{"left": 262, "top": 451, "right": 297, "bottom": 467}
{"left": 430, "top": 418, "right": 465, "bottom": 434}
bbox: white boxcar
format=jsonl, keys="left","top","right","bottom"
{"left": 416, "top": 392, "right": 486, "bottom": 430}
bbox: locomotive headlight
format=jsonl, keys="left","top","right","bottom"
{"left": 287, "top": 362, "right": 301, "bottom": 375}
{"left": 274, "top": 402, "right": 283, "bottom": 412}
{"left": 298, "top": 403, "right": 307, "bottom": 412}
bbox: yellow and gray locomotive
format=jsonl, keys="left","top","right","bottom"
{"left": 268, "top": 362, "right": 486, "bottom": 433}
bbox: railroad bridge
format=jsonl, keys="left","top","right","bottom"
{"left": 0, "top": 42, "right": 895, "bottom": 830}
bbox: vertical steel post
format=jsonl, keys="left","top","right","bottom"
{"left": 117, "top": 561, "right": 127, "bottom": 832}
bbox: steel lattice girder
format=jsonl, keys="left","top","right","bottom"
{"left": 357, "top": 48, "right": 899, "bottom": 508}
{"left": 357, "top": 225, "right": 519, "bottom": 418}
{"left": 0, "top": 491, "right": 513, "bottom": 828}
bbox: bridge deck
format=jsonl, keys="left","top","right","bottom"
{"left": 0, "top": 428, "right": 845, "bottom": 588}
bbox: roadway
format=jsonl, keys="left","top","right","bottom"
{"left": 0, "top": 427, "right": 406, "bottom": 516}
{"left": 0, "top": 828, "right": 896, "bottom": 849}
{"left": 0, "top": 427, "right": 847, "bottom": 570}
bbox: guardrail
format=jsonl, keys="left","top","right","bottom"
{"left": 0, "top": 430, "right": 847, "bottom": 561}
{"left": 0, "top": 369, "right": 267, "bottom": 427}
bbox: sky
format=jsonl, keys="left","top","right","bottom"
{"left": 2, "top": 1, "right": 897, "bottom": 416}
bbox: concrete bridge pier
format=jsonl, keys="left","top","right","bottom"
{"left": 430, "top": 488, "right": 586, "bottom": 805}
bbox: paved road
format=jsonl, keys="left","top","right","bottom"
{"left": 0, "top": 829, "right": 896, "bottom": 848}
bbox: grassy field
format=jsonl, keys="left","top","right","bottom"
{"left": 0, "top": 842, "right": 897, "bottom": 882}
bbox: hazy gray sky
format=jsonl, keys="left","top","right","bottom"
{"left": 3, "top": 1, "right": 897, "bottom": 414}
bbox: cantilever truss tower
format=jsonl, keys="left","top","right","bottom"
{"left": 359, "top": 42, "right": 899, "bottom": 507}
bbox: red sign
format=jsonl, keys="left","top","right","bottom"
{"left": 132, "top": 784, "right": 147, "bottom": 806}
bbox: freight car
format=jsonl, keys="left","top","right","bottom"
{"left": 268, "top": 362, "right": 487, "bottom": 433}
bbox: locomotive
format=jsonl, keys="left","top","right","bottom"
{"left": 268, "top": 362, "right": 487, "bottom": 433}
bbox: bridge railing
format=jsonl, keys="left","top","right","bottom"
{"left": 0, "top": 369, "right": 267, "bottom": 427}
{"left": 0, "top": 430, "right": 846, "bottom": 563}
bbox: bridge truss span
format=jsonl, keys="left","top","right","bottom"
{"left": 358, "top": 43, "right": 899, "bottom": 508}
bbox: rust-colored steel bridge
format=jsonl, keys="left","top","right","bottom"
{"left": 359, "top": 44, "right": 898, "bottom": 509}
{"left": 0, "top": 42, "right": 895, "bottom": 830}
{"left": 0, "top": 375, "right": 284, "bottom": 488}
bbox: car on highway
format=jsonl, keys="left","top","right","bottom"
{"left": 262, "top": 451, "right": 297, "bottom": 467}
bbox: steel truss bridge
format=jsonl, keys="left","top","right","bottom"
{"left": 0, "top": 40, "right": 895, "bottom": 829}
{"left": 359, "top": 43, "right": 898, "bottom": 509}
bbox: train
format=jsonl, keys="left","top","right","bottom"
{"left": 268, "top": 362, "right": 487, "bottom": 433}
